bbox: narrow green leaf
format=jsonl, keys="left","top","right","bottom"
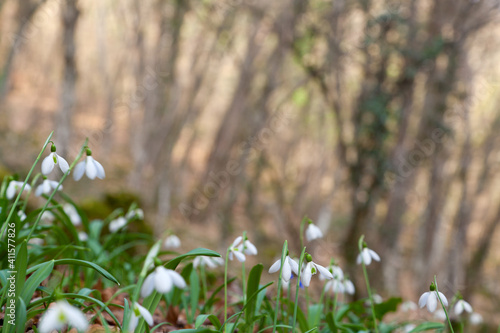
{"left": 53, "top": 259, "right": 120, "bottom": 285}
{"left": 245, "top": 264, "right": 263, "bottom": 325}
{"left": 15, "top": 298, "right": 27, "bottom": 333}
{"left": 195, "top": 314, "right": 221, "bottom": 330}
{"left": 165, "top": 248, "right": 221, "bottom": 270}
{"left": 15, "top": 241, "right": 28, "bottom": 299}
{"left": 20, "top": 260, "right": 54, "bottom": 305}
{"left": 190, "top": 268, "right": 200, "bottom": 323}
{"left": 409, "top": 322, "right": 446, "bottom": 332}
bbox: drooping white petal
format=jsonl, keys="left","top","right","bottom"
{"left": 128, "top": 313, "right": 139, "bottom": 333}
{"left": 301, "top": 262, "right": 313, "bottom": 287}
{"left": 315, "top": 263, "right": 334, "bottom": 280}
{"left": 57, "top": 154, "right": 70, "bottom": 174}
{"left": 35, "top": 184, "right": 44, "bottom": 197}
{"left": 141, "top": 272, "right": 156, "bottom": 298}
{"left": 426, "top": 292, "right": 438, "bottom": 312}
{"left": 38, "top": 306, "right": 65, "bottom": 333}
{"left": 437, "top": 291, "right": 448, "bottom": 306}
{"left": 232, "top": 250, "right": 246, "bottom": 262}
{"left": 85, "top": 156, "right": 97, "bottom": 179}
{"left": 288, "top": 257, "right": 299, "bottom": 275}
{"left": 344, "top": 279, "right": 355, "bottom": 295}
{"left": 368, "top": 249, "right": 380, "bottom": 262}
{"left": 41, "top": 153, "right": 55, "bottom": 175}
{"left": 93, "top": 158, "right": 106, "bottom": 179}
{"left": 362, "top": 249, "right": 372, "bottom": 265}
{"left": 135, "top": 303, "right": 154, "bottom": 325}
{"left": 60, "top": 302, "right": 88, "bottom": 331}
{"left": 306, "top": 224, "right": 323, "bottom": 241}
{"left": 231, "top": 236, "right": 243, "bottom": 248}
{"left": 73, "top": 161, "right": 86, "bottom": 181}
{"left": 166, "top": 269, "right": 187, "bottom": 289}
{"left": 6, "top": 183, "right": 16, "bottom": 199}
{"left": 154, "top": 266, "right": 173, "bottom": 293}
{"left": 269, "top": 259, "right": 281, "bottom": 274}
{"left": 282, "top": 259, "right": 292, "bottom": 281}
{"left": 243, "top": 240, "right": 258, "bottom": 255}
{"left": 418, "top": 292, "right": 429, "bottom": 308}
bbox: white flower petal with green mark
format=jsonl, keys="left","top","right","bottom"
{"left": 38, "top": 300, "right": 88, "bottom": 333}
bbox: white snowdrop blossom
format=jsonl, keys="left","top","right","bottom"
{"left": 419, "top": 283, "right": 448, "bottom": 313}
{"left": 41, "top": 145, "right": 70, "bottom": 175}
{"left": 78, "top": 232, "right": 88, "bottom": 242}
{"left": 141, "top": 266, "right": 187, "bottom": 298}
{"left": 356, "top": 246, "right": 381, "bottom": 266}
{"left": 301, "top": 255, "right": 334, "bottom": 287}
{"left": 126, "top": 208, "right": 144, "bottom": 220}
{"left": 403, "top": 324, "right": 416, "bottom": 333}
{"left": 269, "top": 255, "right": 299, "bottom": 282}
{"left": 109, "top": 217, "right": 127, "bottom": 233}
{"left": 164, "top": 235, "right": 181, "bottom": 249}
{"left": 63, "top": 203, "right": 81, "bottom": 226}
{"left": 325, "top": 277, "right": 355, "bottom": 295}
{"left": 319, "top": 263, "right": 343, "bottom": 281}
{"left": 305, "top": 222, "right": 323, "bottom": 242}
{"left": 41, "top": 211, "right": 55, "bottom": 222}
{"left": 238, "top": 239, "right": 258, "bottom": 256}
{"left": 228, "top": 236, "right": 246, "bottom": 262}
{"left": 18, "top": 210, "right": 26, "bottom": 222}
{"left": 434, "top": 309, "right": 447, "bottom": 320}
{"left": 128, "top": 302, "right": 153, "bottom": 333}
{"left": 194, "top": 256, "right": 224, "bottom": 268}
{"left": 454, "top": 299, "right": 473, "bottom": 316}
{"left": 35, "top": 179, "right": 61, "bottom": 197}
{"left": 73, "top": 149, "right": 105, "bottom": 181}
{"left": 6, "top": 181, "right": 31, "bottom": 200}
{"left": 401, "top": 301, "right": 418, "bottom": 312}
{"left": 37, "top": 300, "right": 88, "bottom": 333}
{"left": 470, "top": 312, "right": 483, "bottom": 325}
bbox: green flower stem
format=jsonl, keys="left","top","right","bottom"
{"left": 272, "top": 240, "right": 288, "bottom": 333}
{"left": 200, "top": 264, "right": 208, "bottom": 301}
{"left": 299, "top": 216, "right": 307, "bottom": 250}
{"left": 358, "top": 235, "right": 379, "bottom": 333}
{"left": 224, "top": 247, "right": 230, "bottom": 333}
{"left": 26, "top": 138, "right": 88, "bottom": 242}
{"left": 292, "top": 247, "right": 306, "bottom": 333}
{"left": 0, "top": 131, "right": 53, "bottom": 239}
{"left": 434, "top": 276, "right": 455, "bottom": 333}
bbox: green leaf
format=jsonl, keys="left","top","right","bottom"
{"left": 20, "top": 260, "right": 54, "bottom": 305}
{"left": 165, "top": 248, "right": 221, "bottom": 270}
{"left": 189, "top": 268, "right": 200, "bottom": 323}
{"left": 195, "top": 314, "right": 221, "bottom": 330}
{"left": 373, "top": 297, "right": 402, "bottom": 320}
{"left": 15, "top": 298, "right": 27, "bottom": 333}
{"left": 15, "top": 241, "right": 28, "bottom": 298}
{"left": 174, "top": 329, "right": 219, "bottom": 333}
{"left": 245, "top": 264, "right": 263, "bottom": 325}
{"left": 408, "top": 322, "right": 446, "bottom": 332}
{"left": 53, "top": 259, "right": 120, "bottom": 285}
{"left": 307, "top": 304, "right": 323, "bottom": 329}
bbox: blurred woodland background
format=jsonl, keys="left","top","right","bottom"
{"left": 1, "top": 0, "right": 500, "bottom": 323}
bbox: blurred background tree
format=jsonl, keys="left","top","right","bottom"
{"left": 1, "top": 0, "right": 500, "bottom": 323}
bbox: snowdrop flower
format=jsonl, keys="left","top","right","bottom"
{"left": 37, "top": 300, "right": 88, "bottom": 333}
{"left": 319, "top": 261, "right": 344, "bottom": 281}
{"left": 41, "top": 144, "right": 70, "bottom": 176}
{"left": 18, "top": 210, "right": 26, "bottom": 222}
{"left": 41, "top": 211, "right": 55, "bottom": 222}
{"left": 78, "top": 232, "right": 88, "bottom": 242}
{"left": 194, "top": 256, "right": 224, "bottom": 268}
{"left": 419, "top": 282, "right": 448, "bottom": 313}
{"left": 29, "top": 238, "right": 44, "bottom": 246}
{"left": 401, "top": 301, "right": 418, "bottom": 312}
{"left": 228, "top": 236, "right": 246, "bottom": 262}
{"left": 402, "top": 324, "right": 416, "bottom": 333}
{"left": 238, "top": 237, "right": 258, "bottom": 256}
{"left": 109, "top": 217, "right": 127, "bottom": 233}
{"left": 454, "top": 299, "right": 473, "bottom": 316}
{"left": 269, "top": 253, "right": 299, "bottom": 282}
{"left": 301, "top": 254, "right": 334, "bottom": 287}
{"left": 6, "top": 181, "right": 31, "bottom": 200}
{"left": 305, "top": 220, "right": 323, "bottom": 241}
{"left": 35, "top": 178, "right": 61, "bottom": 197}
{"left": 141, "top": 266, "right": 187, "bottom": 297}
{"left": 164, "top": 235, "right": 181, "bottom": 249}
{"left": 73, "top": 148, "right": 105, "bottom": 181}
{"left": 470, "top": 312, "right": 483, "bottom": 325}
{"left": 356, "top": 243, "right": 381, "bottom": 265}
{"left": 63, "top": 203, "right": 82, "bottom": 226}
{"left": 434, "top": 309, "right": 447, "bottom": 320}
{"left": 126, "top": 208, "right": 144, "bottom": 220}
{"left": 128, "top": 302, "right": 153, "bottom": 333}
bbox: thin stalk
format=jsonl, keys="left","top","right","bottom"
{"left": 272, "top": 240, "right": 288, "bottom": 333}
{"left": 358, "top": 235, "right": 379, "bottom": 333}
{"left": 242, "top": 261, "right": 246, "bottom": 304}
{"left": 26, "top": 138, "right": 88, "bottom": 242}
{"left": 299, "top": 216, "right": 307, "bottom": 250}
{"left": 224, "top": 247, "right": 230, "bottom": 333}
{"left": 292, "top": 247, "right": 306, "bottom": 333}
{"left": 200, "top": 264, "right": 208, "bottom": 301}
{"left": 0, "top": 131, "right": 53, "bottom": 239}
{"left": 434, "top": 276, "right": 455, "bottom": 333}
